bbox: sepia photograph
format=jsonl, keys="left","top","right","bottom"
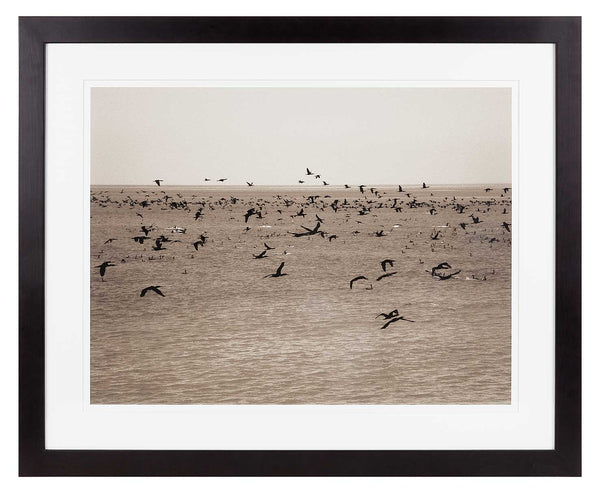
{"left": 90, "top": 86, "right": 512, "bottom": 405}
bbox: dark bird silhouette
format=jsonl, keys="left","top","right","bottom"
{"left": 244, "top": 208, "right": 257, "bottom": 223}
{"left": 246, "top": 182, "right": 254, "bottom": 187}
{"left": 350, "top": 275, "right": 368, "bottom": 289}
{"left": 141, "top": 225, "right": 153, "bottom": 236}
{"left": 344, "top": 184, "right": 350, "bottom": 189}
{"left": 264, "top": 242, "right": 275, "bottom": 250}
{"left": 503, "top": 187, "right": 511, "bottom": 193}
{"left": 328, "top": 235, "right": 338, "bottom": 242}
{"left": 375, "top": 230, "right": 386, "bottom": 237}
{"left": 398, "top": 185, "right": 403, "bottom": 192}
{"left": 193, "top": 236, "right": 207, "bottom": 250}
{"left": 153, "top": 239, "right": 166, "bottom": 251}
{"left": 136, "top": 212, "right": 143, "bottom": 219}
{"left": 379, "top": 316, "right": 415, "bottom": 329}
{"left": 381, "top": 259, "right": 395, "bottom": 272}
{"left": 431, "top": 231, "right": 440, "bottom": 240}
{"left": 434, "top": 269, "right": 461, "bottom": 280}
{"left": 430, "top": 262, "right": 452, "bottom": 276}
{"left": 376, "top": 272, "right": 397, "bottom": 281}
{"left": 459, "top": 222, "right": 467, "bottom": 230}
{"left": 422, "top": 182, "right": 430, "bottom": 189}
{"left": 253, "top": 250, "right": 268, "bottom": 259}
{"left": 132, "top": 236, "right": 149, "bottom": 244}
{"left": 484, "top": 187, "right": 493, "bottom": 192}
{"left": 154, "top": 179, "right": 163, "bottom": 186}
{"left": 359, "top": 185, "right": 366, "bottom": 194}
{"left": 502, "top": 222, "right": 511, "bottom": 232}
{"left": 140, "top": 285, "right": 165, "bottom": 297}
{"left": 264, "top": 262, "right": 287, "bottom": 278}
{"left": 194, "top": 208, "right": 204, "bottom": 220}
{"left": 204, "top": 178, "right": 211, "bottom": 181}
{"left": 306, "top": 168, "right": 314, "bottom": 176}
{"left": 104, "top": 238, "right": 117, "bottom": 244}
{"left": 95, "top": 261, "right": 115, "bottom": 280}
{"left": 315, "top": 214, "right": 323, "bottom": 224}
{"left": 323, "top": 181, "right": 329, "bottom": 186}
{"left": 217, "top": 178, "right": 228, "bottom": 182}
{"left": 298, "top": 180, "right": 305, "bottom": 184}
{"left": 376, "top": 309, "right": 399, "bottom": 320}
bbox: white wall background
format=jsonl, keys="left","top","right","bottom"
{"left": 2, "top": 0, "right": 596, "bottom": 492}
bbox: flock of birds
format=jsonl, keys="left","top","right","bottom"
{"left": 92, "top": 172, "right": 511, "bottom": 331}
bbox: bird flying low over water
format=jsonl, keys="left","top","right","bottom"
{"left": 154, "top": 179, "right": 163, "bottom": 186}
{"left": 306, "top": 168, "right": 314, "bottom": 176}
{"left": 379, "top": 315, "right": 415, "bottom": 329}
{"left": 217, "top": 178, "right": 228, "bottom": 182}
{"left": 376, "top": 272, "right": 397, "bottom": 281}
{"left": 140, "top": 285, "right": 165, "bottom": 297}
{"left": 350, "top": 275, "right": 368, "bottom": 289}
{"left": 247, "top": 182, "right": 254, "bottom": 187}
{"left": 264, "top": 262, "right": 287, "bottom": 278}
{"left": 264, "top": 242, "right": 275, "bottom": 250}
{"left": 422, "top": 182, "right": 430, "bottom": 189}
{"left": 376, "top": 309, "right": 399, "bottom": 320}
{"left": 253, "top": 250, "right": 268, "bottom": 259}
{"left": 132, "top": 236, "right": 149, "bottom": 244}
{"left": 502, "top": 222, "right": 511, "bottom": 232}
{"left": 380, "top": 259, "right": 395, "bottom": 272}
{"left": 95, "top": 261, "right": 115, "bottom": 280}
{"left": 104, "top": 238, "right": 117, "bottom": 244}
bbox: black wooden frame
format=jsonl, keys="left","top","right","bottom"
{"left": 19, "top": 17, "right": 581, "bottom": 476}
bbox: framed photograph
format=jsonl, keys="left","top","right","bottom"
{"left": 19, "top": 17, "right": 581, "bottom": 476}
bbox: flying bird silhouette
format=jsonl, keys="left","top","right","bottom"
{"left": 376, "top": 272, "right": 398, "bottom": 281}
{"left": 140, "top": 285, "right": 165, "bottom": 297}
{"left": 95, "top": 261, "right": 115, "bottom": 280}
{"left": 379, "top": 316, "right": 415, "bottom": 329}
{"left": 264, "top": 262, "right": 287, "bottom": 278}
{"left": 380, "top": 259, "right": 395, "bottom": 272}
{"left": 376, "top": 309, "right": 399, "bottom": 320}
{"left": 350, "top": 275, "right": 368, "bottom": 289}
{"left": 154, "top": 179, "right": 163, "bottom": 186}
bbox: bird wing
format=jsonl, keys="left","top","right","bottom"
{"left": 276, "top": 262, "right": 285, "bottom": 275}
{"left": 153, "top": 287, "right": 165, "bottom": 297}
{"left": 380, "top": 317, "right": 401, "bottom": 330}
{"left": 140, "top": 287, "right": 148, "bottom": 297}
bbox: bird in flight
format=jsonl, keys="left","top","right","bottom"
{"left": 95, "top": 261, "right": 115, "bottom": 280}
{"left": 154, "top": 179, "right": 163, "bottom": 186}
{"left": 153, "top": 239, "right": 166, "bottom": 251}
{"left": 298, "top": 180, "right": 305, "bottom": 184}
{"left": 434, "top": 269, "right": 461, "bottom": 280}
{"left": 484, "top": 187, "right": 493, "bottom": 192}
{"left": 376, "top": 272, "right": 397, "bottom": 281}
{"left": 104, "top": 238, "right": 117, "bottom": 244}
{"left": 323, "top": 181, "right": 329, "bottom": 186}
{"left": 140, "top": 285, "right": 165, "bottom": 297}
{"left": 247, "top": 182, "right": 254, "bottom": 187}
{"left": 350, "top": 275, "right": 368, "bottom": 289}
{"left": 253, "top": 250, "right": 268, "bottom": 259}
{"left": 132, "top": 235, "right": 149, "bottom": 244}
{"left": 502, "top": 222, "right": 511, "bottom": 232}
{"left": 398, "top": 185, "right": 403, "bottom": 192}
{"left": 194, "top": 208, "right": 204, "bottom": 220}
{"left": 244, "top": 208, "right": 258, "bottom": 223}
{"left": 204, "top": 178, "right": 211, "bottom": 181}
{"left": 264, "top": 262, "right": 287, "bottom": 278}
{"left": 217, "top": 178, "right": 228, "bottom": 182}
{"left": 193, "top": 236, "right": 207, "bottom": 250}
{"left": 344, "top": 184, "right": 350, "bottom": 189}
{"left": 306, "top": 168, "right": 314, "bottom": 176}
{"left": 263, "top": 242, "right": 275, "bottom": 250}
{"left": 431, "top": 231, "right": 440, "bottom": 240}
{"left": 430, "top": 262, "right": 452, "bottom": 276}
{"left": 376, "top": 309, "right": 399, "bottom": 320}
{"left": 422, "top": 182, "right": 430, "bottom": 189}
{"left": 380, "top": 259, "right": 395, "bottom": 272}
{"left": 379, "top": 315, "right": 415, "bottom": 329}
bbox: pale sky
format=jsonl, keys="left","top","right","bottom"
{"left": 91, "top": 87, "right": 511, "bottom": 186}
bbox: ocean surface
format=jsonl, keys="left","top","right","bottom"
{"left": 90, "top": 185, "right": 511, "bottom": 404}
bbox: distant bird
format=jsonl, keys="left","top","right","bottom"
{"left": 328, "top": 235, "right": 338, "bottom": 242}
{"left": 104, "top": 238, "right": 117, "bottom": 244}
{"left": 422, "top": 182, "right": 430, "bottom": 189}
{"left": 503, "top": 187, "right": 511, "bottom": 193}
{"left": 323, "top": 181, "right": 329, "bottom": 186}
{"left": 434, "top": 269, "right": 461, "bottom": 280}
{"left": 244, "top": 208, "right": 258, "bottom": 223}
{"left": 431, "top": 262, "right": 452, "bottom": 276}
{"left": 298, "top": 180, "right": 305, "bottom": 184}
{"left": 459, "top": 222, "right": 467, "bottom": 230}
{"left": 375, "top": 230, "right": 386, "bottom": 237}
{"left": 253, "top": 250, "right": 268, "bottom": 259}
{"left": 306, "top": 168, "right": 314, "bottom": 176}
{"left": 247, "top": 182, "right": 254, "bottom": 187}
{"left": 264, "top": 262, "right": 287, "bottom": 278}
{"left": 153, "top": 239, "right": 166, "bottom": 251}
{"left": 141, "top": 225, "right": 153, "bottom": 236}
{"left": 380, "top": 259, "right": 395, "bottom": 272}
{"left": 140, "top": 285, "right": 165, "bottom": 297}
{"left": 379, "top": 316, "right": 415, "bottom": 329}
{"left": 398, "top": 185, "right": 403, "bottom": 192}
{"left": 264, "top": 242, "right": 275, "bottom": 250}
{"left": 344, "top": 184, "right": 350, "bottom": 189}
{"left": 502, "top": 222, "right": 511, "bottom": 232}
{"left": 376, "top": 272, "right": 397, "bottom": 281}
{"left": 95, "top": 261, "right": 115, "bottom": 280}
{"left": 193, "top": 236, "right": 207, "bottom": 250}
{"left": 154, "top": 179, "right": 163, "bottom": 186}
{"left": 217, "top": 178, "right": 228, "bottom": 182}
{"left": 136, "top": 212, "right": 143, "bottom": 219}
{"left": 204, "top": 178, "right": 211, "bottom": 181}
{"left": 376, "top": 309, "right": 399, "bottom": 320}
{"left": 484, "top": 187, "right": 493, "bottom": 192}
{"left": 132, "top": 236, "right": 149, "bottom": 244}
{"left": 315, "top": 214, "right": 324, "bottom": 224}
{"left": 194, "top": 208, "right": 204, "bottom": 220}
{"left": 359, "top": 185, "right": 366, "bottom": 194}
{"left": 431, "top": 231, "right": 440, "bottom": 240}
{"left": 315, "top": 174, "right": 321, "bottom": 179}
{"left": 350, "top": 275, "right": 368, "bottom": 289}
